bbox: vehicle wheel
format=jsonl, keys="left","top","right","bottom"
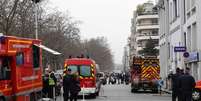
{"left": 131, "top": 88, "right": 138, "bottom": 93}
{"left": 96, "top": 91, "right": 99, "bottom": 96}
{"left": 0, "top": 97, "right": 5, "bottom": 101}
{"left": 192, "top": 89, "right": 201, "bottom": 101}
{"left": 90, "top": 93, "right": 96, "bottom": 98}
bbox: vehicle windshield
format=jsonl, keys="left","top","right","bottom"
{"left": 80, "top": 65, "right": 91, "bottom": 77}
{"left": 68, "top": 65, "right": 78, "bottom": 73}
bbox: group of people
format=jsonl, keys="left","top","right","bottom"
{"left": 171, "top": 67, "right": 196, "bottom": 101}
{"left": 42, "top": 67, "right": 81, "bottom": 101}
{"left": 108, "top": 72, "right": 130, "bottom": 85}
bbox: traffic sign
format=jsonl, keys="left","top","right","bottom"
{"left": 183, "top": 52, "right": 189, "bottom": 58}
{"left": 174, "top": 46, "right": 186, "bottom": 52}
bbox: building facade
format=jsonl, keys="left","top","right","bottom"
{"left": 129, "top": 1, "right": 159, "bottom": 60}
{"left": 158, "top": 0, "right": 201, "bottom": 80}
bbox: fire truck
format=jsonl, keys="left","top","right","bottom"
{"left": 130, "top": 56, "right": 160, "bottom": 93}
{"left": 64, "top": 57, "right": 101, "bottom": 97}
{"left": 0, "top": 35, "right": 43, "bottom": 101}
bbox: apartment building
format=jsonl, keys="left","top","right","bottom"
{"left": 158, "top": 0, "right": 201, "bottom": 80}
{"left": 129, "top": 1, "right": 159, "bottom": 60}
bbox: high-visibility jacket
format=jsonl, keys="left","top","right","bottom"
{"left": 49, "top": 75, "right": 55, "bottom": 86}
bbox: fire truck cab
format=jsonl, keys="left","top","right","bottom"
{"left": 0, "top": 35, "right": 43, "bottom": 101}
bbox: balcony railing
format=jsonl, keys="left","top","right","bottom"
{"left": 137, "top": 23, "right": 158, "bottom": 26}
{"left": 137, "top": 11, "right": 158, "bottom": 16}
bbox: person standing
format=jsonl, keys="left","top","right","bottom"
{"left": 171, "top": 68, "right": 181, "bottom": 101}
{"left": 63, "top": 68, "right": 72, "bottom": 101}
{"left": 48, "top": 69, "right": 57, "bottom": 100}
{"left": 69, "top": 72, "right": 81, "bottom": 101}
{"left": 178, "top": 67, "right": 196, "bottom": 101}
{"left": 63, "top": 69, "right": 81, "bottom": 101}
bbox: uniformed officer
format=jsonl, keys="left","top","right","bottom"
{"left": 48, "top": 69, "right": 57, "bottom": 99}
{"left": 178, "top": 67, "right": 196, "bottom": 101}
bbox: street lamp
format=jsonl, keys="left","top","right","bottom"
{"left": 31, "top": 0, "right": 41, "bottom": 39}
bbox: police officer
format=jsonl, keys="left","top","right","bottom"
{"left": 171, "top": 68, "right": 181, "bottom": 101}
{"left": 178, "top": 67, "right": 196, "bottom": 101}
{"left": 48, "top": 69, "right": 57, "bottom": 99}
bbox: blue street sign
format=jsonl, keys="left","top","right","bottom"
{"left": 174, "top": 46, "right": 186, "bottom": 52}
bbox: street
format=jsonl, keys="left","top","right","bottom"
{"left": 56, "top": 84, "right": 171, "bottom": 101}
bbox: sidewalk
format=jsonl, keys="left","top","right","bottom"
{"left": 162, "top": 88, "right": 172, "bottom": 94}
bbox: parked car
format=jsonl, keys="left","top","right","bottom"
{"left": 192, "top": 80, "right": 201, "bottom": 101}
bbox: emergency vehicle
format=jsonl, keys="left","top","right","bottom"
{"left": 130, "top": 56, "right": 160, "bottom": 93}
{"left": 64, "top": 57, "right": 101, "bottom": 97}
{"left": 0, "top": 35, "right": 42, "bottom": 101}
{"left": 192, "top": 80, "right": 201, "bottom": 101}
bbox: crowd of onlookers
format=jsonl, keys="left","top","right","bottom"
{"left": 100, "top": 72, "right": 130, "bottom": 85}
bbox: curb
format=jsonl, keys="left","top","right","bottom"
{"left": 162, "top": 89, "right": 172, "bottom": 94}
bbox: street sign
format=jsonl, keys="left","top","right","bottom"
{"left": 183, "top": 52, "right": 189, "bottom": 58}
{"left": 174, "top": 46, "right": 186, "bottom": 52}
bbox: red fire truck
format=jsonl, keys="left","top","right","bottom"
{"left": 0, "top": 35, "right": 43, "bottom": 101}
{"left": 64, "top": 57, "right": 101, "bottom": 97}
{"left": 130, "top": 56, "right": 160, "bottom": 93}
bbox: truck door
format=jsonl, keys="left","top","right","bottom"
{"left": 0, "top": 57, "right": 12, "bottom": 96}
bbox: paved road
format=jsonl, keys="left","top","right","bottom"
{"left": 56, "top": 84, "right": 171, "bottom": 101}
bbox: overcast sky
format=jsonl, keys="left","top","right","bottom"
{"left": 48, "top": 0, "right": 153, "bottom": 64}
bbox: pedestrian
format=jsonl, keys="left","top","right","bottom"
{"left": 48, "top": 68, "right": 57, "bottom": 100}
{"left": 70, "top": 72, "right": 81, "bottom": 101}
{"left": 63, "top": 68, "right": 72, "bottom": 101}
{"left": 63, "top": 68, "right": 81, "bottom": 101}
{"left": 42, "top": 68, "right": 49, "bottom": 97}
{"left": 178, "top": 67, "right": 196, "bottom": 101}
{"left": 171, "top": 68, "right": 181, "bottom": 101}
{"left": 158, "top": 77, "right": 164, "bottom": 95}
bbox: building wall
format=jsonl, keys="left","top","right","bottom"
{"left": 158, "top": 0, "right": 201, "bottom": 80}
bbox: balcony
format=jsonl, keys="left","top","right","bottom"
{"left": 136, "top": 14, "right": 158, "bottom": 20}
{"left": 136, "top": 35, "right": 159, "bottom": 41}
{"left": 136, "top": 23, "right": 159, "bottom": 31}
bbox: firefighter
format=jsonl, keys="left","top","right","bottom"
{"left": 47, "top": 68, "right": 57, "bottom": 100}
{"left": 178, "top": 67, "right": 196, "bottom": 101}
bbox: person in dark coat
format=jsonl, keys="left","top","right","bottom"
{"left": 69, "top": 72, "right": 80, "bottom": 101}
{"left": 63, "top": 69, "right": 81, "bottom": 101}
{"left": 63, "top": 68, "right": 73, "bottom": 101}
{"left": 171, "top": 68, "right": 181, "bottom": 101}
{"left": 178, "top": 67, "right": 196, "bottom": 101}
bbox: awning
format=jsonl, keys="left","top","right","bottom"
{"left": 34, "top": 44, "right": 61, "bottom": 55}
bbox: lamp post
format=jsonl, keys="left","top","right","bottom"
{"left": 31, "top": 0, "right": 41, "bottom": 39}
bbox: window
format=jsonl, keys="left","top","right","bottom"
{"left": 0, "top": 57, "right": 11, "bottom": 80}
{"left": 80, "top": 65, "right": 91, "bottom": 77}
{"left": 16, "top": 52, "right": 24, "bottom": 65}
{"left": 68, "top": 65, "right": 78, "bottom": 73}
{"left": 33, "top": 45, "right": 40, "bottom": 68}
{"left": 173, "top": 0, "right": 178, "bottom": 18}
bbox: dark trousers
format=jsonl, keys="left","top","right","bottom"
{"left": 63, "top": 90, "right": 70, "bottom": 101}
{"left": 181, "top": 92, "right": 192, "bottom": 101}
{"left": 70, "top": 92, "right": 78, "bottom": 101}
{"left": 48, "top": 86, "right": 55, "bottom": 99}
{"left": 172, "top": 91, "right": 179, "bottom": 101}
